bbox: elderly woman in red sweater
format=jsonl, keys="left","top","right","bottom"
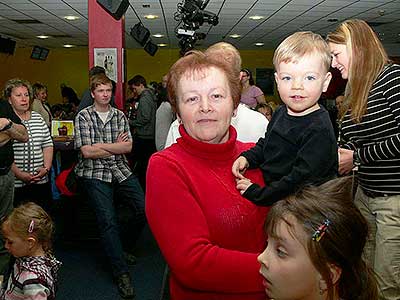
{"left": 146, "top": 47, "right": 269, "bottom": 300}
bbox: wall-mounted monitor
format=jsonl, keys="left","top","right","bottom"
{"left": 31, "top": 46, "right": 49, "bottom": 61}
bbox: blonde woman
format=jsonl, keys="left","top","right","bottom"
{"left": 327, "top": 19, "right": 400, "bottom": 300}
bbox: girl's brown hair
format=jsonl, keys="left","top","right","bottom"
{"left": 265, "top": 177, "right": 378, "bottom": 300}
{"left": 326, "top": 19, "right": 389, "bottom": 122}
{"left": 1, "top": 202, "right": 54, "bottom": 252}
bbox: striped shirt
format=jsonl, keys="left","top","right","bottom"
{"left": 340, "top": 64, "right": 400, "bottom": 194}
{"left": 12, "top": 111, "right": 53, "bottom": 188}
{"left": 74, "top": 105, "right": 132, "bottom": 183}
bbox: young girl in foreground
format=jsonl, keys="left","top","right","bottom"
{"left": 258, "top": 177, "right": 378, "bottom": 300}
{"left": 1, "top": 202, "right": 61, "bottom": 300}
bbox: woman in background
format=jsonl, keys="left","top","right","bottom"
{"left": 31, "top": 82, "right": 52, "bottom": 128}
{"left": 240, "top": 68, "right": 265, "bottom": 109}
{"left": 327, "top": 19, "right": 400, "bottom": 300}
{"left": 5, "top": 79, "right": 53, "bottom": 212}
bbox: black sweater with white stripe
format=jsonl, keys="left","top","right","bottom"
{"left": 340, "top": 64, "right": 400, "bottom": 194}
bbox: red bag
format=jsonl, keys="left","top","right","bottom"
{"left": 55, "top": 165, "right": 78, "bottom": 197}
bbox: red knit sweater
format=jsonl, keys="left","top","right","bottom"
{"left": 146, "top": 125, "right": 269, "bottom": 300}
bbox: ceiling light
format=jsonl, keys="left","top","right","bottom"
{"left": 153, "top": 34, "right": 164, "bottom": 38}
{"left": 64, "top": 15, "right": 79, "bottom": 21}
{"left": 255, "top": 42, "right": 264, "bottom": 46}
{"left": 157, "top": 43, "right": 167, "bottom": 47}
{"left": 249, "top": 15, "right": 264, "bottom": 20}
{"left": 144, "top": 14, "right": 158, "bottom": 20}
{"left": 36, "top": 35, "right": 49, "bottom": 39}
{"left": 63, "top": 44, "right": 75, "bottom": 48}
{"left": 229, "top": 34, "right": 241, "bottom": 39}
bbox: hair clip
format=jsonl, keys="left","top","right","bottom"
{"left": 28, "top": 220, "right": 35, "bottom": 233}
{"left": 312, "top": 219, "right": 330, "bottom": 242}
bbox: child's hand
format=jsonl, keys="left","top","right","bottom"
{"left": 236, "top": 177, "right": 253, "bottom": 195}
{"left": 232, "top": 156, "right": 249, "bottom": 179}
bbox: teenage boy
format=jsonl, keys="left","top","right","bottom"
{"left": 232, "top": 31, "right": 338, "bottom": 205}
{"left": 74, "top": 74, "right": 145, "bottom": 299}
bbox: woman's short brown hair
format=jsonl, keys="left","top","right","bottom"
{"left": 167, "top": 50, "right": 241, "bottom": 114}
{"left": 3, "top": 78, "right": 32, "bottom": 102}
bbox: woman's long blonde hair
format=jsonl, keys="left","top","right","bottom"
{"left": 326, "top": 19, "right": 389, "bottom": 122}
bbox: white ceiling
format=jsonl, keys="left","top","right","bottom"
{"left": 0, "top": 0, "right": 399, "bottom": 55}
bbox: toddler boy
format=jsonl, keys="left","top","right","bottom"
{"left": 232, "top": 31, "right": 338, "bottom": 205}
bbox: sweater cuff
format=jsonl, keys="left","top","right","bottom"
{"left": 242, "top": 183, "right": 261, "bottom": 202}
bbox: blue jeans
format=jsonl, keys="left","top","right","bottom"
{"left": 81, "top": 174, "right": 145, "bottom": 277}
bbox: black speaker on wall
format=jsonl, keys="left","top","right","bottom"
{"left": 130, "top": 23, "right": 150, "bottom": 46}
{"left": 144, "top": 40, "right": 158, "bottom": 56}
{"left": 0, "top": 37, "right": 16, "bottom": 55}
{"left": 97, "top": 0, "right": 129, "bottom": 20}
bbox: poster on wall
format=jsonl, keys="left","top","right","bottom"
{"left": 94, "top": 48, "right": 117, "bottom": 82}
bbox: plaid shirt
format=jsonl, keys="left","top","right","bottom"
{"left": 74, "top": 105, "right": 132, "bottom": 183}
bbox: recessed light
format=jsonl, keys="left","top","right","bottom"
{"left": 153, "top": 34, "right": 164, "bottom": 38}
{"left": 144, "top": 14, "right": 158, "bottom": 20}
{"left": 249, "top": 15, "right": 264, "bottom": 20}
{"left": 64, "top": 15, "right": 79, "bottom": 21}
{"left": 37, "top": 35, "right": 49, "bottom": 39}
{"left": 255, "top": 42, "right": 264, "bottom": 46}
{"left": 157, "top": 43, "right": 167, "bottom": 47}
{"left": 229, "top": 34, "right": 241, "bottom": 39}
{"left": 63, "top": 44, "right": 75, "bottom": 48}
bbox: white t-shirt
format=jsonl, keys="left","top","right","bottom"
{"left": 164, "top": 103, "right": 268, "bottom": 148}
{"left": 97, "top": 111, "right": 109, "bottom": 124}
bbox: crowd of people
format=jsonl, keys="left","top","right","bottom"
{"left": 0, "top": 18, "right": 398, "bottom": 300}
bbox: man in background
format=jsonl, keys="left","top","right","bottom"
{"left": 74, "top": 74, "right": 145, "bottom": 299}
{"left": 128, "top": 75, "right": 157, "bottom": 190}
